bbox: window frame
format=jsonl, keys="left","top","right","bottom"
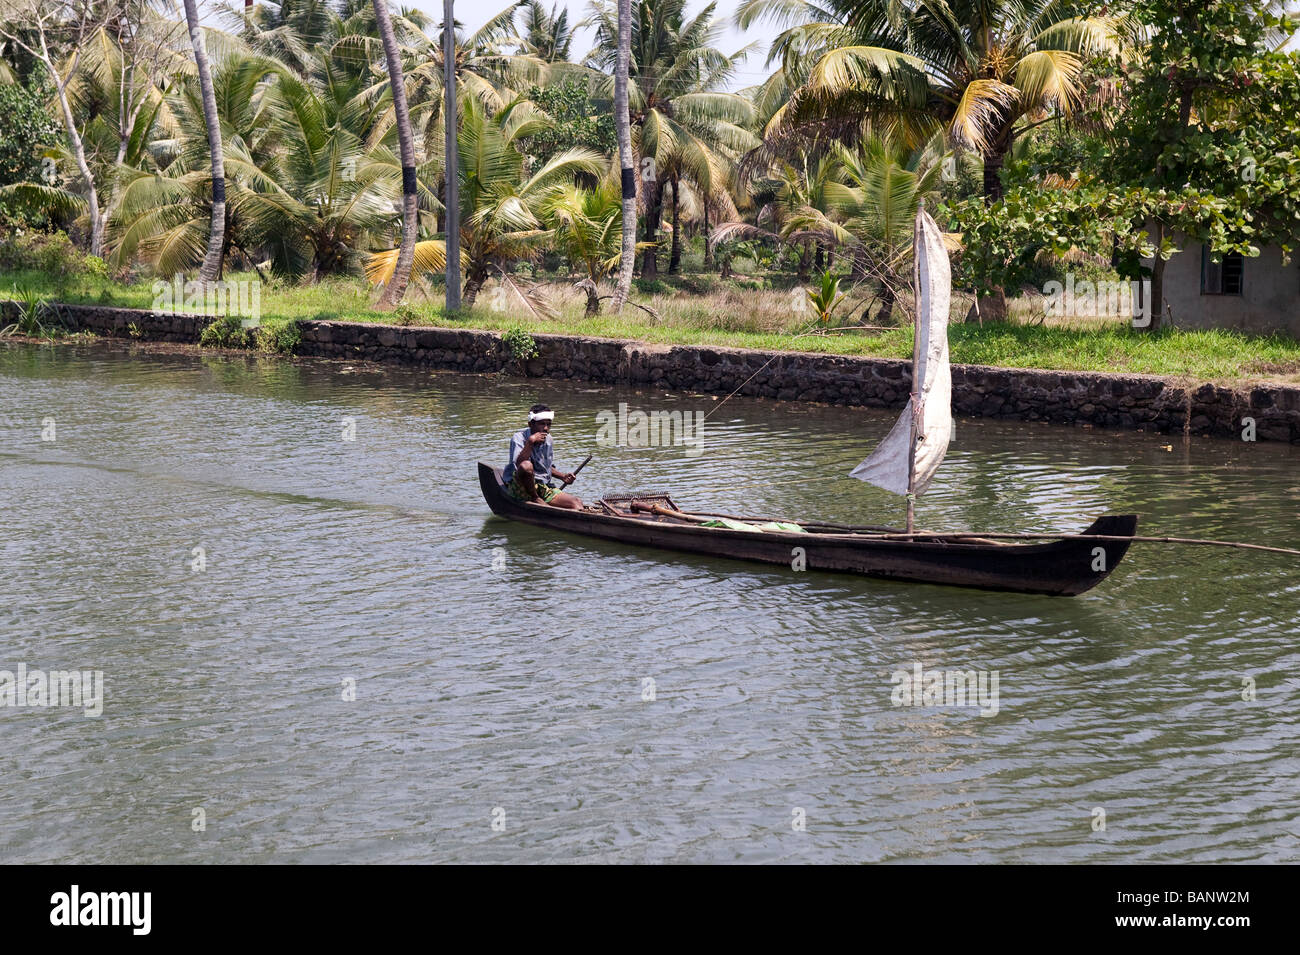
{"left": 1201, "top": 246, "right": 1244, "bottom": 296}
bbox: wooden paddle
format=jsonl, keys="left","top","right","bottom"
{"left": 560, "top": 453, "right": 593, "bottom": 489}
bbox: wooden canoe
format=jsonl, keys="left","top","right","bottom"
{"left": 478, "top": 463, "right": 1136, "bottom": 596}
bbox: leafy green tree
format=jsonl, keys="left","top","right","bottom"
{"left": 0, "top": 80, "right": 59, "bottom": 227}
{"left": 1101, "top": 0, "right": 1300, "bottom": 328}
{"left": 947, "top": 0, "right": 1300, "bottom": 330}
{"left": 519, "top": 79, "right": 616, "bottom": 166}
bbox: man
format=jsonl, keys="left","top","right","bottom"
{"left": 502, "top": 404, "right": 583, "bottom": 509}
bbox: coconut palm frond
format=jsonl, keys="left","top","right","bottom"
{"left": 365, "top": 239, "right": 448, "bottom": 285}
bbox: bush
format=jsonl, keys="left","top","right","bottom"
{"left": 254, "top": 317, "right": 301, "bottom": 354}
{"left": 198, "top": 315, "right": 250, "bottom": 348}
{"left": 0, "top": 282, "right": 67, "bottom": 338}
{"left": 633, "top": 278, "right": 670, "bottom": 295}
{"left": 199, "top": 314, "right": 301, "bottom": 354}
{"left": 391, "top": 302, "right": 441, "bottom": 326}
{"left": 0, "top": 231, "right": 108, "bottom": 279}
{"left": 502, "top": 326, "right": 538, "bottom": 364}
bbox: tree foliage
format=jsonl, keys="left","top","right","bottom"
{"left": 0, "top": 79, "right": 60, "bottom": 226}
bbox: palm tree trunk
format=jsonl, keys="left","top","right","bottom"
{"left": 668, "top": 175, "right": 681, "bottom": 274}
{"left": 374, "top": 0, "right": 418, "bottom": 306}
{"left": 441, "top": 0, "right": 461, "bottom": 310}
{"left": 1149, "top": 232, "right": 1167, "bottom": 331}
{"left": 981, "top": 148, "right": 1005, "bottom": 202}
{"left": 463, "top": 271, "right": 486, "bottom": 309}
{"left": 967, "top": 124, "right": 1013, "bottom": 320}
{"left": 877, "top": 280, "right": 895, "bottom": 325}
{"left": 641, "top": 176, "right": 662, "bottom": 279}
{"left": 611, "top": 0, "right": 636, "bottom": 311}
{"left": 183, "top": 0, "right": 226, "bottom": 283}
{"left": 219, "top": 203, "right": 233, "bottom": 279}
{"left": 702, "top": 199, "right": 713, "bottom": 268}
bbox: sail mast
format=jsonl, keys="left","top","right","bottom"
{"left": 848, "top": 207, "right": 952, "bottom": 516}
{"left": 905, "top": 209, "right": 924, "bottom": 536}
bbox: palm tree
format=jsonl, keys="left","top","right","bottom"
{"left": 716, "top": 131, "right": 947, "bottom": 319}
{"left": 111, "top": 53, "right": 286, "bottom": 275}
{"left": 236, "top": 0, "right": 344, "bottom": 76}
{"left": 716, "top": 148, "right": 852, "bottom": 280}
{"left": 542, "top": 174, "right": 631, "bottom": 314}
{"left": 585, "top": 0, "right": 758, "bottom": 278}
{"left": 112, "top": 51, "right": 420, "bottom": 279}
{"left": 372, "top": 0, "right": 418, "bottom": 305}
{"left": 182, "top": 0, "right": 227, "bottom": 281}
{"left": 518, "top": 1, "right": 573, "bottom": 62}
{"left": 366, "top": 95, "right": 604, "bottom": 307}
{"left": 834, "top": 132, "right": 948, "bottom": 321}
{"left": 743, "top": 0, "right": 1120, "bottom": 202}
{"left": 363, "top": 2, "right": 548, "bottom": 132}
{"left": 611, "top": 0, "right": 635, "bottom": 310}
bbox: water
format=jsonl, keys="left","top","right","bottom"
{"left": 1, "top": 341, "right": 1297, "bottom": 863}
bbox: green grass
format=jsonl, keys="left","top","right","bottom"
{"left": 1, "top": 269, "right": 394, "bottom": 324}
{"left": 5, "top": 268, "right": 1299, "bottom": 384}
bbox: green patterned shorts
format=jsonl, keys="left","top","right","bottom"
{"left": 505, "top": 471, "right": 560, "bottom": 503}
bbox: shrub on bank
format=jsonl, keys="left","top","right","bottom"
{"left": 199, "top": 314, "right": 301, "bottom": 354}
{"left": 0, "top": 231, "right": 109, "bottom": 280}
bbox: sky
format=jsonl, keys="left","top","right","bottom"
{"left": 405, "top": 0, "right": 783, "bottom": 90}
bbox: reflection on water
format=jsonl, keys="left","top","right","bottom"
{"left": 1, "top": 342, "right": 1297, "bottom": 863}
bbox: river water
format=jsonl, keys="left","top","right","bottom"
{"left": 1, "top": 341, "right": 1297, "bottom": 863}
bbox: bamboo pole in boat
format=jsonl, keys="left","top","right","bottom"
{"left": 625, "top": 502, "right": 1298, "bottom": 555}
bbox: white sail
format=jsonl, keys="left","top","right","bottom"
{"left": 849, "top": 208, "right": 952, "bottom": 496}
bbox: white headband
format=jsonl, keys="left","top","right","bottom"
{"left": 528, "top": 411, "right": 554, "bottom": 422}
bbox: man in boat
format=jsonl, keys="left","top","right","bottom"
{"left": 502, "top": 404, "right": 583, "bottom": 509}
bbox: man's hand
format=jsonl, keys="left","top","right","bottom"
{"left": 554, "top": 471, "right": 575, "bottom": 485}
{"left": 528, "top": 431, "right": 549, "bottom": 447}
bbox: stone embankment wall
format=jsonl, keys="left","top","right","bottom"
{"left": 6, "top": 301, "right": 1297, "bottom": 442}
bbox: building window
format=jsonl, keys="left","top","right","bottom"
{"left": 1201, "top": 248, "right": 1244, "bottom": 295}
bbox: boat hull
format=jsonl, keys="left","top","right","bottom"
{"left": 478, "top": 464, "right": 1135, "bottom": 596}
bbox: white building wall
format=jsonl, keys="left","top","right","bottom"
{"left": 1150, "top": 240, "right": 1300, "bottom": 337}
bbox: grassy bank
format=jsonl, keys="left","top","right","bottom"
{"left": 5, "top": 269, "right": 1300, "bottom": 385}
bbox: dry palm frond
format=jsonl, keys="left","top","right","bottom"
{"left": 366, "top": 239, "right": 447, "bottom": 285}
{"left": 495, "top": 268, "right": 557, "bottom": 320}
